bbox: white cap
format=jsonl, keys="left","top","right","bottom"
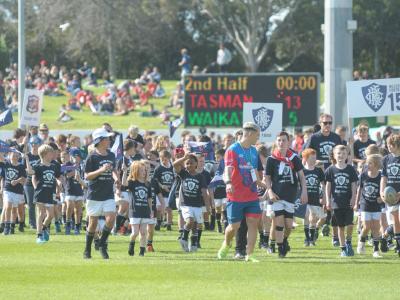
{"left": 92, "top": 128, "right": 113, "bottom": 145}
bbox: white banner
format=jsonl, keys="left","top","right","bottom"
{"left": 243, "top": 103, "right": 282, "bottom": 143}
{"left": 346, "top": 77, "right": 400, "bottom": 118}
{"left": 20, "top": 89, "right": 44, "bottom": 127}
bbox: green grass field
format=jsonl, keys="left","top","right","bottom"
{"left": 1, "top": 80, "right": 399, "bottom": 132}
{"left": 0, "top": 218, "right": 399, "bottom": 299}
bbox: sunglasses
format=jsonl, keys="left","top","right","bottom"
{"left": 321, "top": 121, "right": 332, "bottom": 125}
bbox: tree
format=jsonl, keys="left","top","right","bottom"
{"left": 197, "top": 0, "right": 297, "bottom": 72}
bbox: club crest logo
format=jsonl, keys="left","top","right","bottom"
{"left": 44, "top": 172, "right": 54, "bottom": 182}
{"left": 283, "top": 166, "right": 290, "bottom": 176}
{"left": 252, "top": 107, "right": 273, "bottom": 131}
{"left": 26, "top": 95, "right": 40, "bottom": 113}
{"left": 307, "top": 177, "right": 316, "bottom": 186}
{"left": 361, "top": 83, "right": 387, "bottom": 112}
{"left": 323, "top": 144, "right": 332, "bottom": 155}
{"left": 364, "top": 185, "right": 375, "bottom": 196}
{"left": 390, "top": 166, "right": 399, "bottom": 176}
{"left": 6, "top": 169, "right": 18, "bottom": 180}
{"left": 138, "top": 189, "right": 146, "bottom": 199}
{"left": 336, "top": 176, "right": 346, "bottom": 186}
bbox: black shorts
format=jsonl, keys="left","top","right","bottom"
{"left": 332, "top": 208, "right": 353, "bottom": 227}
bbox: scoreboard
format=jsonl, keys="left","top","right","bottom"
{"left": 184, "top": 73, "right": 320, "bottom": 127}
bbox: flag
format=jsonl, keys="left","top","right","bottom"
{"left": 208, "top": 159, "right": 225, "bottom": 189}
{"left": 169, "top": 117, "right": 183, "bottom": 138}
{"left": 187, "top": 141, "right": 215, "bottom": 161}
{"left": 61, "top": 164, "right": 77, "bottom": 173}
{"left": 111, "top": 133, "right": 123, "bottom": 162}
{"left": 0, "top": 140, "right": 10, "bottom": 153}
{"left": 0, "top": 109, "right": 13, "bottom": 127}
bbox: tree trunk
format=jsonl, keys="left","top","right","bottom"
{"left": 373, "top": 44, "right": 380, "bottom": 76}
{"left": 108, "top": 33, "right": 116, "bottom": 79}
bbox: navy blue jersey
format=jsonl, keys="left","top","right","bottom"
{"left": 382, "top": 153, "right": 400, "bottom": 192}
{"left": 3, "top": 161, "right": 26, "bottom": 194}
{"left": 325, "top": 165, "right": 358, "bottom": 209}
{"left": 359, "top": 171, "right": 381, "bottom": 212}
{"left": 33, "top": 163, "right": 58, "bottom": 204}
{"left": 128, "top": 180, "right": 152, "bottom": 218}
{"left": 303, "top": 168, "right": 325, "bottom": 206}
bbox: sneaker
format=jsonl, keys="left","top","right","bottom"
{"left": 217, "top": 243, "right": 230, "bottom": 259}
{"left": 357, "top": 242, "right": 366, "bottom": 255}
{"left": 43, "top": 229, "right": 50, "bottom": 241}
{"left": 380, "top": 239, "right": 389, "bottom": 253}
{"left": 346, "top": 243, "right": 354, "bottom": 256}
{"left": 234, "top": 252, "right": 245, "bottom": 260}
{"left": 65, "top": 224, "right": 71, "bottom": 235}
{"left": 180, "top": 239, "right": 189, "bottom": 252}
{"left": 128, "top": 242, "right": 135, "bottom": 256}
{"left": 3, "top": 226, "right": 10, "bottom": 235}
{"left": 278, "top": 245, "right": 286, "bottom": 258}
{"left": 267, "top": 244, "right": 276, "bottom": 254}
{"left": 18, "top": 223, "right": 24, "bottom": 233}
{"left": 166, "top": 224, "right": 172, "bottom": 231}
{"left": 388, "top": 242, "right": 396, "bottom": 250}
{"left": 332, "top": 239, "right": 340, "bottom": 247}
{"left": 189, "top": 244, "right": 198, "bottom": 252}
{"left": 155, "top": 223, "right": 161, "bottom": 231}
{"left": 322, "top": 224, "right": 330, "bottom": 236}
{"left": 340, "top": 249, "right": 349, "bottom": 257}
{"left": 99, "top": 243, "right": 109, "bottom": 259}
{"left": 314, "top": 228, "right": 319, "bottom": 241}
{"left": 245, "top": 254, "right": 259, "bottom": 263}
{"left": 83, "top": 249, "right": 91, "bottom": 259}
{"left": 310, "top": 241, "right": 316, "bottom": 247}
{"left": 304, "top": 239, "right": 310, "bottom": 247}
{"left": 10, "top": 226, "right": 15, "bottom": 234}
{"left": 36, "top": 236, "right": 46, "bottom": 244}
{"left": 373, "top": 251, "right": 382, "bottom": 258}
{"left": 147, "top": 244, "right": 154, "bottom": 252}
{"left": 284, "top": 240, "right": 291, "bottom": 253}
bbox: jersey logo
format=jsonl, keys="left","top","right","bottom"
{"left": 138, "top": 189, "right": 146, "bottom": 199}
{"left": 44, "top": 172, "right": 54, "bottom": 182}
{"left": 390, "top": 166, "right": 399, "bottom": 176}
{"left": 283, "top": 166, "right": 290, "bottom": 175}
{"left": 252, "top": 107, "right": 273, "bottom": 131}
{"left": 336, "top": 175, "right": 346, "bottom": 186}
{"left": 364, "top": 185, "right": 375, "bottom": 196}
{"left": 307, "top": 177, "right": 316, "bottom": 186}
{"left": 323, "top": 144, "right": 332, "bottom": 155}
{"left": 361, "top": 83, "right": 386, "bottom": 112}
{"left": 6, "top": 169, "right": 18, "bottom": 180}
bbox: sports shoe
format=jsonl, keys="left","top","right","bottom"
{"left": 340, "top": 250, "right": 349, "bottom": 257}
{"left": 83, "top": 249, "right": 91, "bottom": 259}
{"left": 189, "top": 244, "right": 198, "bottom": 252}
{"left": 314, "top": 228, "right": 319, "bottom": 241}
{"left": 99, "top": 243, "right": 109, "bottom": 259}
{"left": 3, "top": 226, "right": 10, "bottom": 236}
{"left": 10, "top": 226, "right": 15, "bottom": 234}
{"left": 0, "top": 223, "right": 4, "bottom": 234}
{"left": 357, "top": 241, "right": 366, "bottom": 255}
{"left": 36, "top": 236, "right": 46, "bottom": 244}
{"left": 267, "top": 244, "right": 276, "bottom": 254}
{"left": 346, "top": 243, "right": 354, "bottom": 256}
{"left": 388, "top": 242, "right": 396, "bottom": 250}
{"left": 373, "top": 251, "right": 382, "bottom": 258}
{"left": 332, "top": 239, "right": 340, "bottom": 247}
{"left": 155, "top": 223, "right": 161, "bottom": 231}
{"left": 217, "top": 243, "right": 230, "bottom": 259}
{"left": 304, "top": 239, "right": 310, "bottom": 247}
{"left": 65, "top": 224, "right": 71, "bottom": 235}
{"left": 234, "top": 252, "right": 245, "bottom": 260}
{"left": 245, "top": 254, "right": 259, "bottom": 263}
{"left": 278, "top": 245, "right": 286, "bottom": 258}
{"left": 43, "top": 229, "right": 50, "bottom": 241}
{"left": 310, "top": 240, "right": 316, "bottom": 247}
{"left": 284, "top": 239, "right": 291, "bottom": 253}
{"left": 166, "top": 224, "right": 172, "bottom": 231}
{"left": 18, "top": 223, "right": 24, "bottom": 232}
{"left": 180, "top": 239, "right": 189, "bottom": 252}
{"left": 147, "top": 244, "right": 154, "bottom": 252}
{"left": 322, "top": 224, "right": 330, "bottom": 236}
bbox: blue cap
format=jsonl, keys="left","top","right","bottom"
{"left": 69, "top": 147, "right": 83, "bottom": 158}
{"left": 29, "top": 135, "right": 43, "bottom": 145}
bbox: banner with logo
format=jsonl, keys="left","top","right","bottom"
{"left": 346, "top": 77, "right": 400, "bottom": 118}
{"left": 242, "top": 103, "right": 282, "bottom": 143}
{"left": 20, "top": 89, "right": 44, "bottom": 127}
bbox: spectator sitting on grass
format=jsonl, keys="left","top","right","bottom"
{"left": 102, "top": 70, "right": 113, "bottom": 85}
{"left": 88, "top": 67, "right": 98, "bottom": 86}
{"left": 113, "top": 97, "right": 129, "bottom": 116}
{"left": 169, "top": 82, "right": 183, "bottom": 109}
{"left": 57, "top": 104, "right": 73, "bottom": 122}
{"left": 149, "top": 67, "right": 161, "bottom": 83}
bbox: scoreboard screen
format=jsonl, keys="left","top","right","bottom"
{"left": 184, "top": 73, "right": 320, "bottom": 127}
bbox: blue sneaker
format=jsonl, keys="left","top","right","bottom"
{"left": 43, "top": 229, "right": 50, "bottom": 241}
{"left": 55, "top": 222, "right": 61, "bottom": 233}
{"left": 74, "top": 226, "right": 80, "bottom": 235}
{"left": 346, "top": 243, "right": 354, "bottom": 256}
{"left": 340, "top": 249, "right": 348, "bottom": 257}
{"left": 36, "top": 236, "right": 46, "bottom": 244}
{"left": 65, "top": 224, "right": 71, "bottom": 235}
